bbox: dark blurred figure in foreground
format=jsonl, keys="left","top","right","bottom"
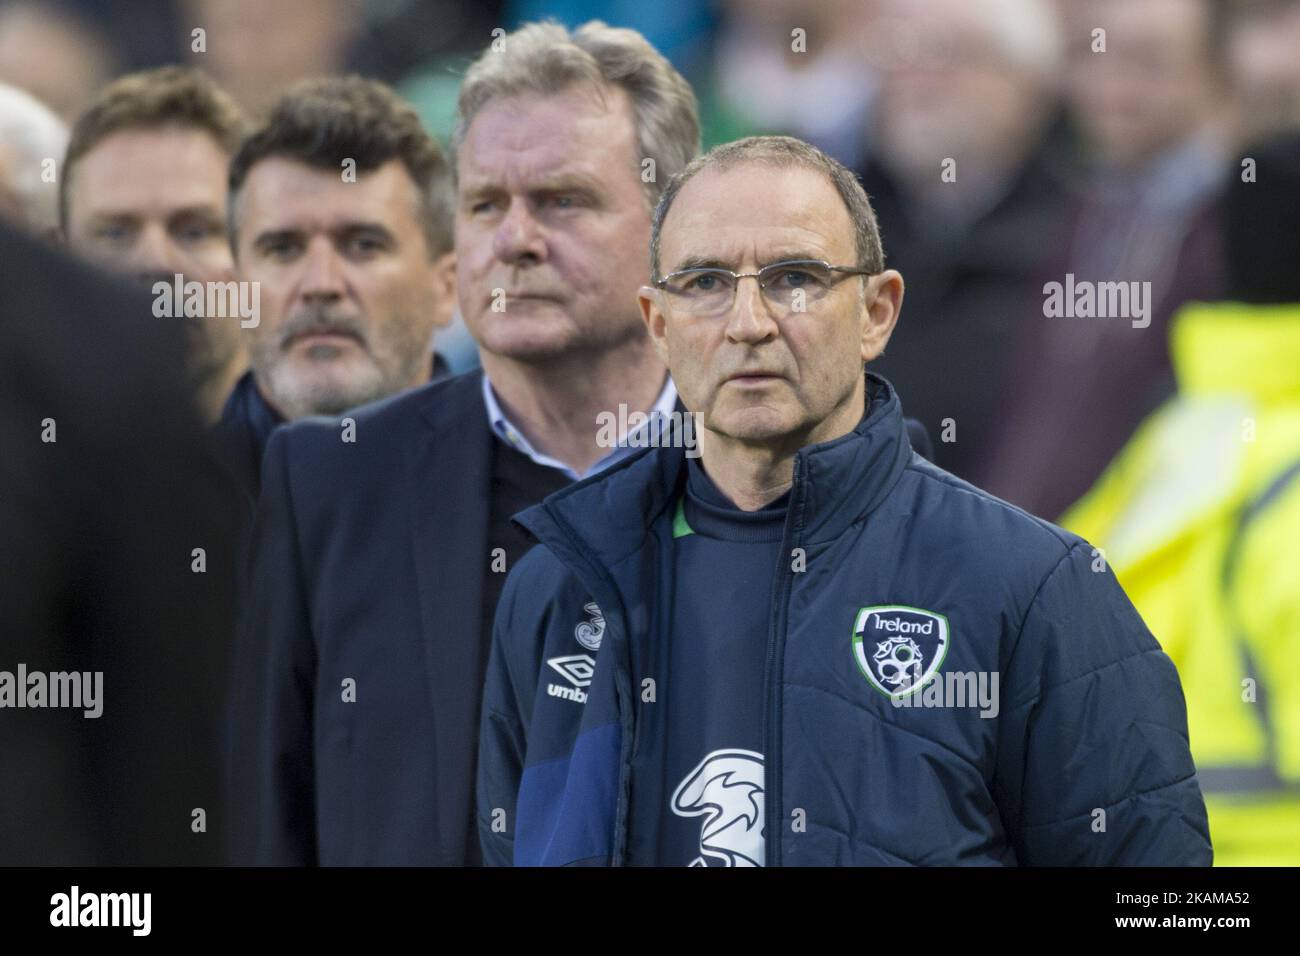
{"left": 980, "top": 0, "right": 1230, "bottom": 518}
{"left": 1064, "top": 131, "right": 1300, "bottom": 865}
{"left": 0, "top": 223, "right": 240, "bottom": 864}
{"left": 857, "top": 0, "right": 1069, "bottom": 480}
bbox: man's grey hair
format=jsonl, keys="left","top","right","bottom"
{"left": 651, "top": 135, "right": 885, "bottom": 279}
{"left": 451, "top": 19, "right": 700, "bottom": 208}
{"left": 0, "top": 82, "right": 68, "bottom": 231}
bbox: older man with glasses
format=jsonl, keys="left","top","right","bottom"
{"left": 478, "top": 135, "right": 1212, "bottom": 867}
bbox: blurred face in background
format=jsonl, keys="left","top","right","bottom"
{"left": 233, "top": 157, "right": 452, "bottom": 420}
{"left": 1063, "top": 0, "right": 1224, "bottom": 168}
{"left": 1228, "top": 1, "right": 1300, "bottom": 137}
{"left": 721, "top": 0, "right": 880, "bottom": 35}
{"left": 63, "top": 125, "right": 242, "bottom": 386}
{"left": 0, "top": 2, "right": 113, "bottom": 120}
{"left": 182, "top": 0, "right": 357, "bottom": 114}
{"left": 874, "top": 0, "right": 1059, "bottom": 188}
{"left": 455, "top": 84, "right": 653, "bottom": 365}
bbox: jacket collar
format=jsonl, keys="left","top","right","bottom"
{"left": 219, "top": 369, "right": 283, "bottom": 447}
{"left": 516, "top": 370, "right": 914, "bottom": 567}
{"left": 211, "top": 369, "right": 284, "bottom": 504}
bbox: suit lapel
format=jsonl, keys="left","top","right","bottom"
{"left": 405, "top": 374, "right": 491, "bottom": 858}
{"left": 408, "top": 370, "right": 493, "bottom": 740}
{"left": 407, "top": 371, "right": 494, "bottom": 861}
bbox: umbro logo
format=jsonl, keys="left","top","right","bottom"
{"left": 547, "top": 683, "right": 586, "bottom": 704}
{"left": 546, "top": 654, "right": 595, "bottom": 704}
{"left": 547, "top": 654, "right": 595, "bottom": 687}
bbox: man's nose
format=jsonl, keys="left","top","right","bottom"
{"left": 492, "top": 201, "right": 546, "bottom": 266}
{"left": 129, "top": 223, "right": 183, "bottom": 281}
{"left": 725, "top": 275, "right": 779, "bottom": 343}
{"left": 298, "top": 236, "right": 346, "bottom": 303}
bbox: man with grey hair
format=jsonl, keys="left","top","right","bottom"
{"left": 0, "top": 81, "right": 66, "bottom": 233}
{"left": 478, "top": 134, "right": 1211, "bottom": 866}
{"left": 232, "top": 21, "right": 701, "bottom": 866}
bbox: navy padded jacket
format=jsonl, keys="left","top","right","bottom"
{"left": 477, "top": 373, "right": 1213, "bottom": 866}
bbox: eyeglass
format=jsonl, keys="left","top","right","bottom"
{"left": 654, "top": 259, "right": 876, "bottom": 317}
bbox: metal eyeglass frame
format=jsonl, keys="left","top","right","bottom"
{"left": 653, "top": 259, "right": 877, "bottom": 314}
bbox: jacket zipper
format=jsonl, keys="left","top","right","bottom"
{"left": 763, "top": 456, "right": 804, "bottom": 866}
{"left": 606, "top": 601, "right": 636, "bottom": 867}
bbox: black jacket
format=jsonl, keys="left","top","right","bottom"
{"left": 0, "top": 225, "right": 240, "bottom": 864}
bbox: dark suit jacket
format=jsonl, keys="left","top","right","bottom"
{"left": 232, "top": 370, "right": 502, "bottom": 865}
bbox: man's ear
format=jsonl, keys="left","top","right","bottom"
{"left": 430, "top": 250, "right": 457, "bottom": 330}
{"left": 860, "top": 269, "right": 904, "bottom": 363}
{"left": 638, "top": 284, "right": 671, "bottom": 366}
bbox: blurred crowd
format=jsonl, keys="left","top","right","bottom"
{"left": 4, "top": 0, "right": 1300, "bottom": 512}
{"left": 2, "top": 0, "right": 1299, "bottom": 866}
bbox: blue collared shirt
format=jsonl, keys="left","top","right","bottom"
{"left": 481, "top": 372, "right": 679, "bottom": 481}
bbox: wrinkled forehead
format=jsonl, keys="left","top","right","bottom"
{"left": 659, "top": 162, "right": 856, "bottom": 271}
{"left": 456, "top": 86, "right": 640, "bottom": 191}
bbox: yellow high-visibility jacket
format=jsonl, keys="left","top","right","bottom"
{"left": 1063, "top": 302, "right": 1300, "bottom": 865}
